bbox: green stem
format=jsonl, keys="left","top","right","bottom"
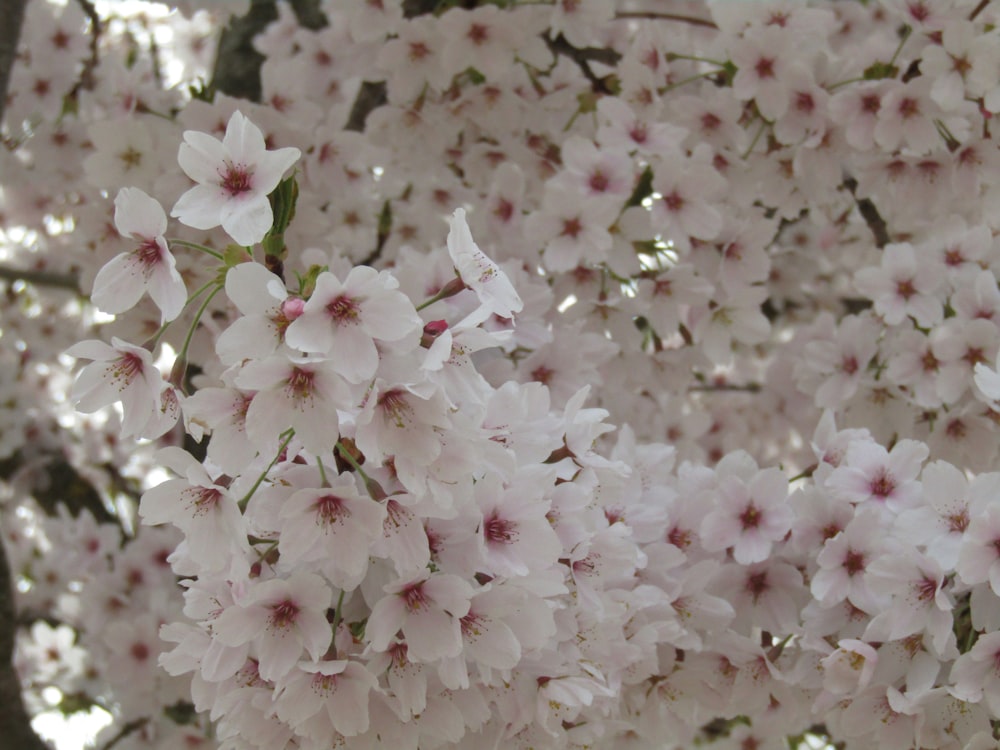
{"left": 316, "top": 456, "right": 329, "bottom": 486}
{"left": 336, "top": 441, "right": 371, "bottom": 484}
{"left": 887, "top": 25, "right": 912, "bottom": 68}
{"left": 742, "top": 119, "right": 768, "bottom": 159}
{"left": 665, "top": 52, "right": 728, "bottom": 67}
{"left": 661, "top": 69, "right": 724, "bottom": 94}
{"left": 826, "top": 76, "right": 865, "bottom": 92}
{"left": 175, "top": 283, "right": 224, "bottom": 379}
{"left": 239, "top": 429, "right": 295, "bottom": 510}
{"left": 167, "top": 238, "right": 225, "bottom": 261}
{"left": 144, "top": 278, "right": 218, "bottom": 350}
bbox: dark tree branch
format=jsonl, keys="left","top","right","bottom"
{"left": 210, "top": 0, "right": 278, "bottom": 102}
{"left": 969, "top": 0, "right": 991, "bottom": 21}
{"left": 544, "top": 34, "right": 622, "bottom": 95}
{"left": 345, "top": 81, "right": 387, "bottom": 132}
{"left": 614, "top": 11, "right": 718, "bottom": 29}
{"left": 0, "top": 264, "right": 81, "bottom": 293}
{"left": 288, "top": 0, "right": 326, "bottom": 29}
{"left": 0, "top": 0, "right": 28, "bottom": 128}
{"left": 842, "top": 176, "right": 890, "bottom": 249}
{"left": 0, "top": 539, "right": 52, "bottom": 750}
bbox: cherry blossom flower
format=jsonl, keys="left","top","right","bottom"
{"left": 171, "top": 110, "right": 301, "bottom": 246}
{"left": 446, "top": 207, "right": 522, "bottom": 325}
{"left": 272, "top": 659, "right": 378, "bottom": 739}
{"left": 367, "top": 572, "right": 474, "bottom": 662}
{"left": 91, "top": 187, "right": 187, "bottom": 323}
{"left": 66, "top": 337, "right": 164, "bottom": 438}
{"left": 277, "top": 473, "right": 386, "bottom": 590}
{"left": 284, "top": 267, "right": 421, "bottom": 382}
{"left": 826, "top": 439, "right": 928, "bottom": 514}
{"left": 212, "top": 572, "right": 332, "bottom": 682}
{"left": 700, "top": 466, "right": 792, "bottom": 565}
{"left": 235, "top": 355, "right": 350, "bottom": 455}
{"left": 139, "top": 447, "right": 250, "bottom": 573}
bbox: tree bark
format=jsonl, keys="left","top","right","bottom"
{"left": 0, "top": 2, "right": 55, "bottom": 746}
{"left": 0, "top": 0, "right": 28, "bottom": 127}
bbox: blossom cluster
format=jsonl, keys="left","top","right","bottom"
{"left": 3, "top": 0, "right": 1000, "bottom": 749}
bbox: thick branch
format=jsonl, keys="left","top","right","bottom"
{"left": 345, "top": 81, "right": 387, "bottom": 133}
{"left": 0, "top": 0, "right": 28, "bottom": 128}
{"left": 0, "top": 264, "right": 81, "bottom": 293}
{"left": 0, "top": 539, "right": 52, "bottom": 750}
{"left": 209, "top": 0, "right": 278, "bottom": 102}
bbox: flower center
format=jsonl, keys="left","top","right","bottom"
{"left": 484, "top": 513, "right": 518, "bottom": 544}
{"left": 269, "top": 599, "right": 300, "bottom": 629}
{"left": 220, "top": 162, "right": 254, "bottom": 197}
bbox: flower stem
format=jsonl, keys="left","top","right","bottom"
{"left": 239, "top": 429, "right": 295, "bottom": 510}
{"left": 173, "top": 283, "right": 224, "bottom": 391}
{"left": 144, "top": 278, "right": 218, "bottom": 351}
{"left": 167, "top": 238, "right": 225, "bottom": 261}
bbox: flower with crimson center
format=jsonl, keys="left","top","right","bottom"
{"left": 171, "top": 111, "right": 300, "bottom": 246}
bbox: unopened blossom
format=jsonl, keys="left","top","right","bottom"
{"left": 91, "top": 187, "right": 186, "bottom": 323}
{"left": 171, "top": 110, "right": 300, "bottom": 246}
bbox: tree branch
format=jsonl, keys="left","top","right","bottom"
{"left": 544, "top": 34, "right": 622, "bottom": 95}
{"left": 614, "top": 11, "right": 718, "bottom": 29}
{"left": 0, "top": 539, "right": 53, "bottom": 750}
{"left": 0, "top": 0, "right": 28, "bottom": 128}
{"left": 345, "top": 81, "right": 387, "bottom": 133}
{"left": 209, "top": 0, "right": 278, "bottom": 102}
{"left": 842, "top": 176, "right": 890, "bottom": 249}
{"left": 0, "top": 264, "right": 81, "bottom": 293}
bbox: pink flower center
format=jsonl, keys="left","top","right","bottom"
{"left": 739, "top": 502, "right": 762, "bottom": 530}
{"left": 286, "top": 367, "right": 316, "bottom": 399}
{"left": 745, "top": 571, "right": 769, "bottom": 602}
{"left": 755, "top": 57, "right": 775, "bottom": 79}
{"left": 913, "top": 575, "right": 938, "bottom": 602}
{"left": 130, "top": 642, "right": 150, "bottom": 662}
{"left": 109, "top": 352, "right": 145, "bottom": 384}
{"left": 400, "top": 582, "right": 429, "bottom": 613}
{"left": 326, "top": 294, "right": 361, "bottom": 324}
{"left": 316, "top": 494, "right": 350, "bottom": 525}
{"left": 135, "top": 238, "right": 163, "bottom": 270}
{"left": 869, "top": 469, "right": 896, "bottom": 499}
{"left": 663, "top": 191, "right": 685, "bottom": 212}
{"left": 220, "top": 162, "right": 254, "bottom": 197}
{"left": 269, "top": 599, "right": 300, "bottom": 629}
{"left": 190, "top": 487, "right": 222, "bottom": 515}
{"left": 843, "top": 549, "right": 865, "bottom": 576}
{"left": 484, "top": 513, "right": 518, "bottom": 544}
{"left": 589, "top": 170, "right": 609, "bottom": 192}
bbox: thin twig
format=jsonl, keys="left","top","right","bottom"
{"left": 0, "top": 264, "right": 81, "bottom": 292}
{"left": 615, "top": 11, "right": 717, "bottom": 29}
{"left": 544, "top": 35, "right": 621, "bottom": 95}
{"left": 969, "top": 0, "right": 991, "bottom": 21}
{"left": 99, "top": 717, "right": 150, "bottom": 750}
